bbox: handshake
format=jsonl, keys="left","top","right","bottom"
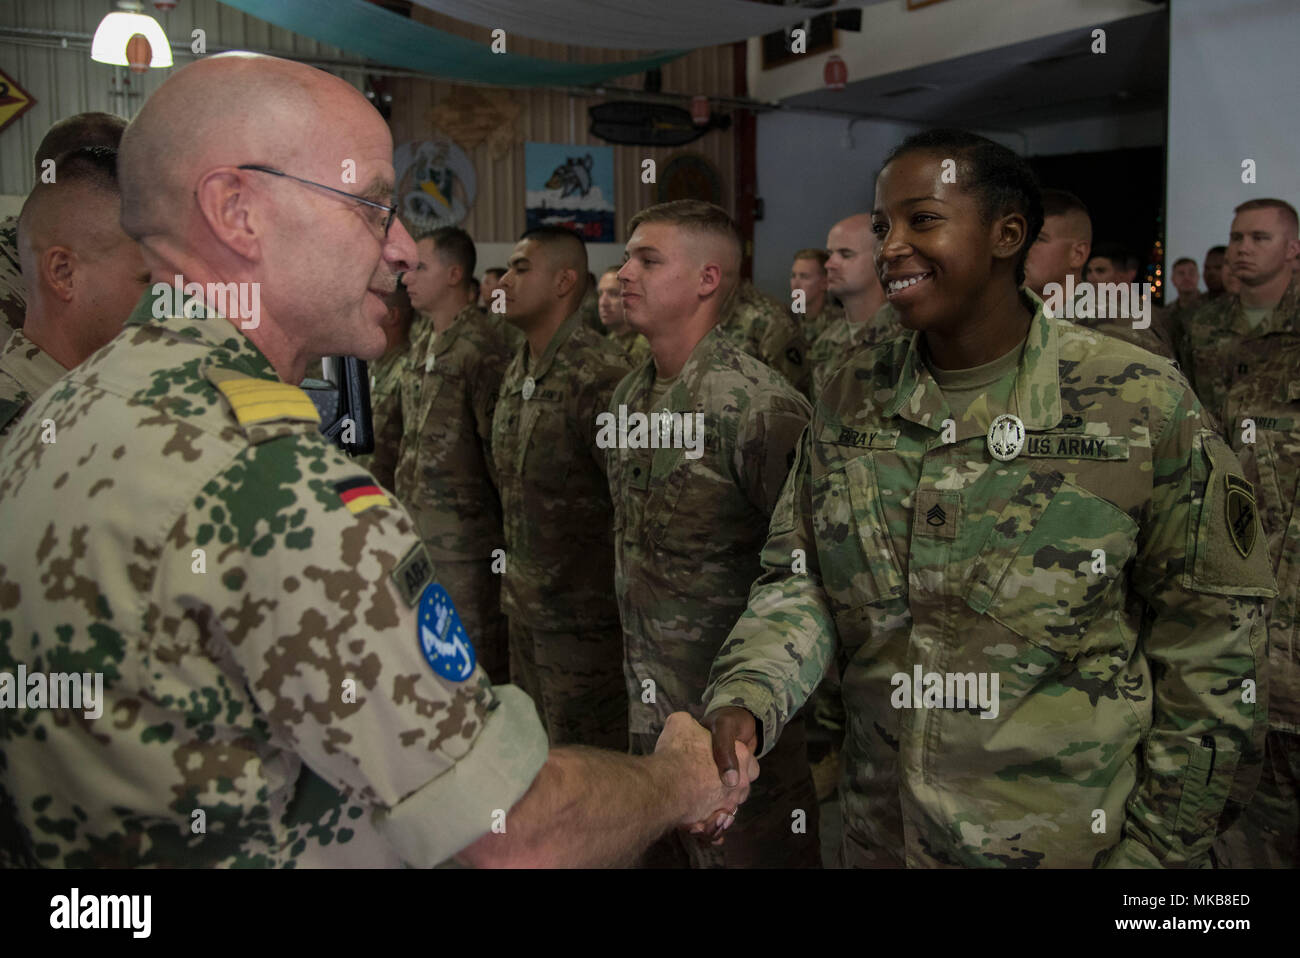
{"left": 654, "top": 706, "right": 762, "bottom": 845}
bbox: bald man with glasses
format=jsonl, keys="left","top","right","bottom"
{"left": 0, "top": 53, "right": 755, "bottom": 869}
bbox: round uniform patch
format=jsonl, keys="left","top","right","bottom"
{"left": 987, "top": 413, "right": 1026, "bottom": 461}
{"left": 417, "top": 582, "right": 477, "bottom": 682}
{"left": 522, "top": 376, "right": 536, "bottom": 400}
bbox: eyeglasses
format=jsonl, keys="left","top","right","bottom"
{"left": 237, "top": 164, "right": 398, "bottom": 236}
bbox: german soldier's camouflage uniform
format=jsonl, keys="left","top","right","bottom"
{"left": 808, "top": 304, "right": 904, "bottom": 401}
{"left": 607, "top": 324, "right": 820, "bottom": 867}
{"left": 0, "top": 295, "right": 547, "bottom": 867}
{"left": 718, "top": 280, "right": 809, "bottom": 392}
{"left": 0, "top": 328, "right": 64, "bottom": 442}
{"left": 491, "top": 313, "right": 630, "bottom": 749}
{"left": 704, "top": 291, "right": 1274, "bottom": 868}
{"left": 0, "top": 216, "right": 25, "bottom": 340}
{"left": 1215, "top": 340, "right": 1300, "bottom": 867}
{"left": 800, "top": 300, "right": 843, "bottom": 348}
{"left": 1184, "top": 274, "right": 1300, "bottom": 424}
{"left": 370, "top": 303, "right": 515, "bottom": 683}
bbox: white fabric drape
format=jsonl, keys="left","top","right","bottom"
{"left": 409, "top": 0, "right": 877, "bottom": 50}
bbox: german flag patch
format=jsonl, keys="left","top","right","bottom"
{"left": 335, "top": 476, "right": 390, "bottom": 515}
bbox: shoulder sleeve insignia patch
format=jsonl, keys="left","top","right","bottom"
{"left": 1224, "top": 473, "right": 1258, "bottom": 559}
{"left": 417, "top": 582, "right": 477, "bottom": 682}
{"left": 334, "top": 476, "right": 390, "bottom": 515}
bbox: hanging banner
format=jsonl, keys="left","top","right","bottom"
{"left": 393, "top": 136, "right": 476, "bottom": 234}
{"left": 525, "top": 142, "right": 615, "bottom": 243}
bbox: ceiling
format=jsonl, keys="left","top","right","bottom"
{"left": 781, "top": 10, "right": 1168, "bottom": 130}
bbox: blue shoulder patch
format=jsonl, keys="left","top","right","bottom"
{"left": 417, "top": 582, "right": 477, "bottom": 682}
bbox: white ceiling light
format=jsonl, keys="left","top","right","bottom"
{"left": 91, "top": 2, "right": 173, "bottom": 71}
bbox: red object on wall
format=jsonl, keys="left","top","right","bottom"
{"left": 153, "top": 1, "right": 178, "bottom": 10}
{"left": 824, "top": 55, "right": 847, "bottom": 91}
{"left": 690, "top": 95, "right": 709, "bottom": 126}
{"left": 126, "top": 34, "right": 152, "bottom": 74}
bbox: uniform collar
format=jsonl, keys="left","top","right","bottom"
{"left": 882, "top": 289, "right": 1061, "bottom": 434}
{"left": 123, "top": 287, "right": 277, "bottom": 381}
{"left": 0, "top": 327, "right": 67, "bottom": 397}
{"left": 620, "top": 322, "right": 725, "bottom": 411}
{"left": 524, "top": 310, "right": 582, "bottom": 382}
{"left": 1225, "top": 273, "right": 1300, "bottom": 339}
{"left": 429, "top": 303, "right": 483, "bottom": 355}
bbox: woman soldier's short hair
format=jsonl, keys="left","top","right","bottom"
{"left": 880, "top": 129, "right": 1044, "bottom": 286}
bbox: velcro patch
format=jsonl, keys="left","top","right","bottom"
{"left": 390, "top": 540, "right": 435, "bottom": 608}
{"left": 821, "top": 424, "right": 899, "bottom": 449}
{"left": 1020, "top": 433, "right": 1129, "bottom": 460}
{"left": 214, "top": 377, "right": 320, "bottom": 427}
{"left": 335, "top": 476, "right": 390, "bottom": 515}
{"left": 914, "top": 489, "right": 959, "bottom": 539}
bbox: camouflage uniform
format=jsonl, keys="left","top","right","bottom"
{"left": 704, "top": 291, "right": 1274, "bottom": 868}
{"left": 609, "top": 327, "right": 652, "bottom": 367}
{"left": 576, "top": 286, "right": 602, "bottom": 335}
{"left": 607, "top": 324, "right": 820, "bottom": 867}
{"left": 1184, "top": 274, "right": 1300, "bottom": 423}
{"left": 718, "top": 280, "right": 809, "bottom": 392}
{"left": 799, "top": 300, "right": 843, "bottom": 348}
{"left": 0, "top": 295, "right": 547, "bottom": 867}
{"left": 1215, "top": 340, "right": 1300, "bottom": 867}
{"left": 370, "top": 304, "right": 515, "bottom": 684}
{"left": 1158, "top": 296, "right": 1201, "bottom": 375}
{"left": 491, "top": 313, "right": 630, "bottom": 749}
{"left": 808, "top": 304, "right": 905, "bottom": 401}
{"left": 355, "top": 315, "right": 426, "bottom": 472}
{"left": 0, "top": 328, "right": 64, "bottom": 442}
{"left": 0, "top": 216, "right": 24, "bottom": 340}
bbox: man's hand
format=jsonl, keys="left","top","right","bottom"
{"left": 654, "top": 711, "right": 758, "bottom": 827}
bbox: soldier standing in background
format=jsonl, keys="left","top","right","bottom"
{"left": 703, "top": 130, "right": 1273, "bottom": 868}
{"left": 1184, "top": 199, "right": 1300, "bottom": 422}
{"left": 0, "top": 147, "right": 148, "bottom": 442}
{"left": 355, "top": 283, "right": 415, "bottom": 471}
{"left": 0, "top": 112, "right": 128, "bottom": 339}
{"left": 609, "top": 199, "right": 821, "bottom": 868}
{"left": 597, "top": 264, "right": 650, "bottom": 365}
{"left": 716, "top": 276, "right": 810, "bottom": 392}
{"left": 789, "top": 247, "right": 842, "bottom": 347}
{"left": 808, "top": 213, "right": 900, "bottom": 400}
{"left": 491, "top": 226, "right": 631, "bottom": 749}
{"left": 370, "top": 226, "right": 514, "bottom": 683}
{"left": 1217, "top": 339, "right": 1300, "bottom": 867}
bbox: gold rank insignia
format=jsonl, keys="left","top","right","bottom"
{"left": 214, "top": 377, "right": 320, "bottom": 427}
{"left": 1225, "top": 474, "right": 1258, "bottom": 559}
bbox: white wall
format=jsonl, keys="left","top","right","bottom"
{"left": 752, "top": 112, "right": 923, "bottom": 299}
{"left": 1166, "top": 0, "right": 1300, "bottom": 266}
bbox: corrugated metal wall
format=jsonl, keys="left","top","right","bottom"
{"left": 0, "top": 1, "right": 737, "bottom": 243}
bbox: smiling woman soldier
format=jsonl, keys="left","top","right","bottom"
{"left": 700, "top": 129, "right": 1276, "bottom": 868}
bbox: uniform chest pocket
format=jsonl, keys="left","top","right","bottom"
{"left": 514, "top": 397, "right": 572, "bottom": 490}
{"left": 966, "top": 467, "right": 1138, "bottom": 658}
{"left": 811, "top": 452, "right": 906, "bottom": 611}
